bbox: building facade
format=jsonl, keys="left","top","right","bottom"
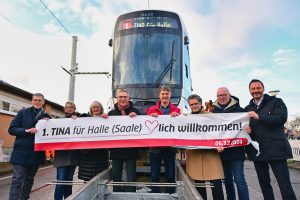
{"left": 0, "top": 80, "right": 64, "bottom": 158}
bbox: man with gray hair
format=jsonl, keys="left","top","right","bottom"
{"left": 212, "top": 87, "right": 250, "bottom": 200}
{"left": 108, "top": 89, "right": 140, "bottom": 192}
{"left": 8, "top": 93, "right": 51, "bottom": 200}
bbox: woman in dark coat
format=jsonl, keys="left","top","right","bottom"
{"left": 54, "top": 101, "right": 79, "bottom": 200}
{"left": 78, "top": 100, "right": 109, "bottom": 181}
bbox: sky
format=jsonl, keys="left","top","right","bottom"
{"left": 0, "top": 0, "right": 300, "bottom": 119}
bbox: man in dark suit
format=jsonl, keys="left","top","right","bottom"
{"left": 108, "top": 89, "right": 140, "bottom": 192}
{"left": 245, "top": 79, "right": 296, "bottom": 200}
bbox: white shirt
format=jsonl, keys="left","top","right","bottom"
{"left": 253, "top": 96, "right": 264, "bottom": 109}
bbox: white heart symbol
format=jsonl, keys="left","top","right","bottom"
{"left": 145, "top": 120, "right": 159, "bottom": 133}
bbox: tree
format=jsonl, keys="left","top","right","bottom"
{"left": 286, "top": 116, "right": 300, "bottom": 135}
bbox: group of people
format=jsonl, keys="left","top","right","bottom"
{"left": 8, "top": 79, "right": 297, "bottom": 200}
{"left": 53, "top": 100, "right": 110, "bottom": 199}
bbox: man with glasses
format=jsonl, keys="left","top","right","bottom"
{"left": 212, "top": 87, "right": 250, "bottom": 200}
{"left": 8, "top": 93, "right": 51, "bottom": 200}
{"left": 108, "top": 89, "right": 140, "bottom": 192}
{"left": 186, "top": 94, "right": 224, "bottom": 200}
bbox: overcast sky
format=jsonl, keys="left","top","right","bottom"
{"left": 0, "top": 0, "right": 299, "bottom": 118}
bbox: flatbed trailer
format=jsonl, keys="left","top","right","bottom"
{"left": 68, "top": 160, "right": 202, "bottom": 200}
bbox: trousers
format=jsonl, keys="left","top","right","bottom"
{"left": 150, "top": 150, "right": 176, "bottom": 194}
{"left": 9, "top": 164, "right": 39, "bottom": 200}
{"left": 112, "top": 159, "right": 136, "bottom": 192}
{"left": 54, "top": 165, "right": 76, "bottom": 200}
{"left": 222, "top": 160, "right": 249, "bottom": 200}
{"left": 254, "top": 160, "right": 296, "bottom": 200}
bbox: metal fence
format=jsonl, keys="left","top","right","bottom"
{"left": 289, "top": 140, "right": 300, "bottom": 161}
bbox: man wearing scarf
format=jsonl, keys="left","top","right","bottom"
{"left": 8, "top": 93, "right": 51, "bottom": 200}
{"left": 212, "top": 87, "right": 250, "bottom": 200}
{"left": 108, "top": 89, "right": 140, "bottom": 192}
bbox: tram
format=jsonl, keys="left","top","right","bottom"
{"left": 109, "top": 10, "right": 192, "bottom": 114}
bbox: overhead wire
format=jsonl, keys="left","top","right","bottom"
{"left": 39, "top": 0, "right": 70, "bottom": 34}
{"left": 0, "top": 10, "right": 22, "bottom": 32}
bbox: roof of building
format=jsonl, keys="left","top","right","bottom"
{"left": 0, "top": 80, "right": 64, "bottom": 111}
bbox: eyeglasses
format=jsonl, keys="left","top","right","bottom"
{"left": 118, "top": 96, "right": 129, "bottom": 99}
{"left": 32, "top": 99, "right": 42, "bottom": 102}
{"left": 217, "top": 94, "right": 228, "bottom": 98}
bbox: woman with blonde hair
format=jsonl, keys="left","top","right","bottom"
{"left": 78, "top": 100, "right": 109, "bottom": 181}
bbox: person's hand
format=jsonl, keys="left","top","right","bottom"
{"left": 101, "top": 113, "right": 108, "bottom": 119}
{"left": 170, "top": 112, "right": 179, "bottom": 117}
{"left": 40, "top": 117, "right": 50, "bottom": 120}
{"left": 26, "top": 128, "right": 37, "bottom": 134}
{"left": 245, "top": 126, "right": 251, "bottom": 134}
{"left": 128, "top": 112, "right": 137, "bottom": 118}
{"left": 71, "top": 115, "right": 77, "bottom": 119}
{"left": 248, "top": 111, "right": 259, "bottom": 120}
{"left": 217, "top": 147, "right": 224, "bottom": 152}
{"left": 150, "top": 113, "right": 158, "bottom": 118}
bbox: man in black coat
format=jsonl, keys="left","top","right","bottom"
{"left": 8, "top": 93, "right": 51, "bottom": 200}
{"left": 108, "top": 89, "right": 140, "bottom": 192}
{"left": 212, "top": 87, "right": 249, "bottom": 200}
{"left": 245, "top": 79, "right": 296, "bottom": 200}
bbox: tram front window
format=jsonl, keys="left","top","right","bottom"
{"left": 113, "top": 33, "right": 181, "bottom": 87}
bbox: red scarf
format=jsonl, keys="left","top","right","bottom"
{"left": 117, "top": 103, "right": 129, "bottom": 116}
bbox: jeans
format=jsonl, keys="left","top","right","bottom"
{"left": 195, "top": 179, "right": 224, "bottom": 200}
{"left": 222, "top": 160, "right": 249, "bottom": 200}
{"left": 9, "top": 164, "right": 39, "bottom": 200}
{"left": 150, "top": 150, "right": 176, "bottom": 194}
{"left": 254, "top": 160, "right": 296, "bottom": 200}
{"left": 112, "top": 159, "right": 136, "bottom": 192}
{"left": 54, "top": 165, "right": 76, "bottom": 200}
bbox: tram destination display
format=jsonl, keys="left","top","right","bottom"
{"left": 118, "top": 16, "right": 179, "bottom": 30}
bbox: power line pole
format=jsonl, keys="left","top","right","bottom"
{"left": 61, "top": 36, "right": 111, "bottom": 102}
{"left": 68, "top": 35, "right": 77, "bottom": 101}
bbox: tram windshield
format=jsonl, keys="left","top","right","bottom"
{"left": 112, "top": 14, "right": 182, "bottom": 88}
